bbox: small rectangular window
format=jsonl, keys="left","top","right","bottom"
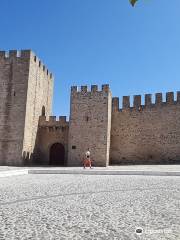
{"left": 72, "top": 146, "right": 76, "bottom": 149}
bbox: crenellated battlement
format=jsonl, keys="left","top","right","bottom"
{"left": 0, "top": 50, "right": 53, "bottom": 79}
{"left": 32, "top": 52, "right": 53, "bottom": 79}
{"left": 71, "top": 84, "right": 110, "bottom": 94}
{"left": 112, "top": 91, "right": 180, "bottom": 112}
{"left": 38, "top": 115, "right": 69, "bottom": 128}
{"left": 0, "top": 49, "right": 31, "bottom": 59}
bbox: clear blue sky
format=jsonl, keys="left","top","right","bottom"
{"left": 1, "top": 0, "right": 180, "bottom": 116}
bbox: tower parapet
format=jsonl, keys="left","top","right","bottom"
{"left": 0, "top": 50, "right": 53, "bottom": 80}
{"left": 145, "top": 94, "right": 152, "bottom": 106}
{"left": 112, "top": 97, "right": 119, "bottom": 112}
{"left": 39, "top": 116, "right": 68, "bottom": 127}
{"left": 155, "top": 93, "right": 163, "bottom": 104}
{"left": 166, "top": 92, "right": 174, "bottom": 104}
{"left": 0, "top": 50, "right": 31, "bottom": 59}
{"left": 71, "top": 84, "right": 110, "bottom": 94}
{"left": 123, "top": 96, "right": 130, "bottom": 109}
{"left": 91, "top": 85, "right": 98, "bottom": 92}
{"left": 133, "top": 95, "right": 141, "bottom": 108}
{"left": 112, "top": 91, "right": 180, "bottom": 112}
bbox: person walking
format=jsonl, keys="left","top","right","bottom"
{"left": 83, "top": 148, "right": 92, "bottom": 169}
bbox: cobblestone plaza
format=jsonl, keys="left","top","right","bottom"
{"left": 0, "top": 174, "right": 179, "bottom": 239}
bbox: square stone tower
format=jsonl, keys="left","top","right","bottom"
{"left": 68, "top": 84, "right": 112, "bottom": 166}
{"left": 0, "top": 50, "right": 53, "bottom": 165}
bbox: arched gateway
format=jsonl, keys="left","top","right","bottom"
{"left": 49, "top": 143, "right": 65, "bottom": 165}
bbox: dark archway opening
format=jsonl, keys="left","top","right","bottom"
{"left": 42, "top": 106, "right": 45, "bottom": 116}
{"left": 49, "top": 143, "right": 65, "bottom": 166}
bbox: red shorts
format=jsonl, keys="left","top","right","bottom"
{"left": 83, "top": 159, "right": 91, "bottom": 167}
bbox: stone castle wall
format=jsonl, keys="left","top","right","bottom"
{"left": 68, "top": 85, "right": 112, "bottom": 167}
{"left": 110, "top": 92, "right": 180, "bottom": 164}
{"left": 1, "top": 49, "right": 180, "bottom": 166}
{"left": 0, "top": 50, "right": 53, "bottom": 165}
{"left": 36, "top": 87, "right": 180, "bottom": 166}
{"left": 0, "top": 50, "right": 30, "bottom": 165}
{"left": 22, "top": 51, "right": 53, "bottom": 164}
{"left": 34, "top": 116, "right": 69, "bottom": 165}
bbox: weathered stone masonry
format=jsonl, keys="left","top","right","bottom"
{"left": 0, "top": 50, "right": 53, "bottom": 165}
{"left": 68, "top": 85, "right": 112, "bottom": 167}
{"left": 0, "top": 49, "right": 180, "bottom": 166}
{"left": 110, "top": 92, "right": 180, "bottom": 164}
{"left": 34, "top": 116, "right": 69, "bottom": 165}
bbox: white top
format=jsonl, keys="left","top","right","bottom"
{"left": 85, "top": 151, "right": 90, "bottom": 157}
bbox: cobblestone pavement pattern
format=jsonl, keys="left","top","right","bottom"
{"left": 0, "top": 175, "right": 180, "bottom": 240}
